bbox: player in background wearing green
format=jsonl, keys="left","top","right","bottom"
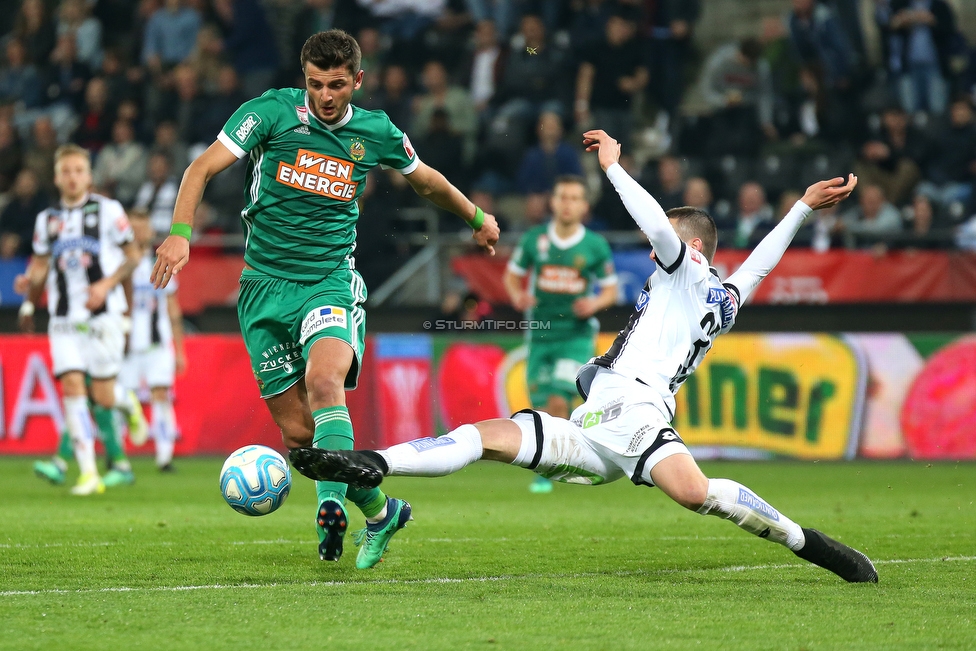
{"left": 150, "top": 30, "right": 499, "bottom": 568}
{"left": 503, "top": 176, "right": 618, "bottom": 493}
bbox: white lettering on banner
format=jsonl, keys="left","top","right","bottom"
{"left": 8, "top": 354, "right": 64, "bottom": 438}
{"left": 769, "top": 277, "right": 829, "bottom": 305}
{"left": 381, "top": 363, "right": 427, "bottom": 443}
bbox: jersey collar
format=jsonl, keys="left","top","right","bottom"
{"left": 304, "top": 93, "right": 353, "bottom": 131}
{"left": 61, "top": 193, "right": 91, "bottom": 210}
{"left": 546, "top": 221, "right": 586, "bottom": 250}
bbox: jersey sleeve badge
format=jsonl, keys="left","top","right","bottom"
{"left": 402, "top": 133, "right": 415, "bottom": 159}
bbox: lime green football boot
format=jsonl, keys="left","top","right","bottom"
{"left": 353, "top": 497, "right": 412, "bottom": 569}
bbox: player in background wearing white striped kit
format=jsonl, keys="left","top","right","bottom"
{"left": 119, "top": 209, "right": 186, "bottom": 471}
{"left": 290, "top": 130, "right": 879, "bottom": 583}
{"left": 17, "top": 145, "right": 141, "bottom": 495}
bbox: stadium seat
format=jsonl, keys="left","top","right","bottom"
{"left": 754, "top": 153, "right": 801, "bottom": 199}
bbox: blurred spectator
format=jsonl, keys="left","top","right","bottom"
{"left": 412, "top": 60, "right": 477, "bottom": 163}
{"left": 642, "top": 0, "right": 701, "bottom": 118}
{"left": 93, "top": 119, "right": 148, "bottom": 205}
{"left": 918, "top": 96, "right": 976, "bottom": 208}
{"left": 774, "top": 64, "right": 848, "bottom": 147}
{"left": 289, "top": 0, "right": 367, "bottom": 81}
{"left": 467, "top": 20, "right": 501, "bottom": 113}
{"left": 788, "top": 0, "right": 855, "bottom": 91}
{"left": 0, "top": 118, "right": 24, "bottom": 194}
{"left": 729, "top": 181, "right": 774, "bottom": 248}
{"left": 463, "top": 0, "right": 516, "bottom": 40}
{"left": 0, "top": 169, "right": 47, "bottom": 259}
{"left": 56, "top": 0, "right": 103, "bottom": 70}
{"left": 905, "top": 192, "right": 937, "bottom": 247}
{"left": 358, "top": 0, "right": 446, "bottom": 43}
{"left": 13, "top": 0, "right": 57, "bottom": 67}
{"left": 150, "top": 120, "right": 189, "bottom": 177}
{"left": 198, "top": 65, "right": 247, "bottom": 143}
{"left": 641, "top": 155, "right": 685, "bottom": 212}
{"left": 879, "top": 0, "right": 956, "bottom": 116}
{"left": 516, "top": 112, "right": 583, "bottom": 195}
{"left": 45, "top": 34, "right": 91, "bottom": 113}
{"left": 415, "top": 107, "right": 466, "bottom": 191}
{"left": 158, "top": 64, "right": 210, "bottom": 146}
{"left": 698, "top": 38, "right": 774, "bottom": 156}
{"left": 761, "top": 15, "right": 801, "bottom": 104}
{"left": 683, "top": 176, "right": 713, "bottom": 211}
{"left": 189, "top": 24, "right": 227, "bottom": 94}
{"left": 72, "top": 76, "right": 114, "bottom": 152}
{"left": 568, "top": 0, "right": 614, "bottom": 49}
{"left": 92, "top": 0, "right": 139, "bottom": 53}
{"left": 0, "top": 39, "right": 44, "bottom": 110}
{"left": 956, "top": 213, "right": 976, "bottom": 251}
{"left": 100, "top": 48, "right": 143, "bottom": 108}
{"left": 141, "top": 0, "right": 202, "bottom": 74}
{"left": 490, "top": 14, "right": 570, "bottom": 150}
{"left": 23, "top": 116, "right": 59, "bottom": 194}
{"left": 134, "top": 151, "right": 179, "bottom": 236}
{"left": 213, "top": 0, "right": 280, "bottom": 99}
{"left": 854, "top": 104, "right": 926, "bottom": 206}
{"left": 366, "top": 64, "right": 413, "bottom": 130}
{"left": 839, "top": 184, "right": 902, "bottom": 247}
{"left": 575, "top": 8, "right": 647, "bottom": 148}
{"left": 356, "top": 27, "right": 383, "bottom": 106}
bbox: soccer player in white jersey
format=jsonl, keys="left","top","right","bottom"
{"left": 120, "top": 209, "right": 186, "bottom": 471}
{"left": 17, "top": 144, "right": 141, "bottom": 495}
{"left": 290, "top": 130, "right": 879, "bottom": 583}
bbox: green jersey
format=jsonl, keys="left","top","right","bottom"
{"left": 218, "top": 88, "right": 419, "bottom": 281}
{"left": 507, "top": 223, "right": 616, "bottom": 342}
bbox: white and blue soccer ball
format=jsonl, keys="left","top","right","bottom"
{"left": 219, "top": 445, "right": 292, "bottom": 516}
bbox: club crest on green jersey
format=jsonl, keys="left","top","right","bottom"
{"left": 349, "top": 138, "right": 366, "bottom": 161}
{"left": 233, "top": 112, "right": 262, "bottom": 145}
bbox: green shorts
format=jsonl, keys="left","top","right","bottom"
{"left": 526, "top": 335, "right": 595, "bottom": 407}
{"left": 238, "top": 265, "right": 367, "bottom": 398}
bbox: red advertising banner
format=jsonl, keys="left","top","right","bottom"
{"left": 451, "top": 250, "right": 976, "bottom": 305}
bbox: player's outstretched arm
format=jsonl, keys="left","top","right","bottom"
{"left": 726, "top": 175, "right": 857, "bottom": 302}
{"left": 583, "top": 130, "right": 684, "bottom": 268}
{"left": 404, "top": 161, "right": 500, "bottom": 255}
{"left": 152, "top": 141, "right": 238, "bottom": 288}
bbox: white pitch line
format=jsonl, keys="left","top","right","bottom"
{"left": 1, "top": 556, "right": 974, "bottom": 598}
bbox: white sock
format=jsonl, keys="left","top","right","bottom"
{"left": 696, "top": 478, "right": 805, "bottom": 551}
{"left": 113, "top": 383, "right": 130, "bottom": 413}
{"left": 378, "top": 425, "right": 483, "bottom": 477}
{"left": 152, "top": 400, "right": 176, "bottom": 466}
{"left": 63, "top": 396, "right": 97, "bottom": 476}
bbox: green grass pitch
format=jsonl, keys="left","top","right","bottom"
{"left": 1, "top": 457, "right": 974, "bottom": 650}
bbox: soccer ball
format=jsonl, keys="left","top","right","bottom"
{"left": 219, "top": 445, "right": 292, "bottom": 516}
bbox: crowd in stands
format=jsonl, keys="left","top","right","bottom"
{"left": 1, "top": 0, "right": 976, "bottom": 286}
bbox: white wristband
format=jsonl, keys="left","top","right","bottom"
{"left": 19, "top": 300, "right": 34, "bottom": 318}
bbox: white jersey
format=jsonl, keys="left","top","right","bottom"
{"left": 129, "top": 255, "right": 176, "bottom": 352}
{"left": 32, "top": 193, "right": 134, "bottom": 322}
{"left": 594, "top": 241, "right": 739, "bottom": 420}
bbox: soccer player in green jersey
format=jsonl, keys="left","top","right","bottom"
{"left": 503, "top": 176, "right": 618, "bottom": 493}
{"left": 151, "top": 30, "right": 500, "bottom": 568}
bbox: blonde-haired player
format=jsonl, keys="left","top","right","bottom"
{"left": 120, "top": 209, "right": 186, "bottom": 471}
{"left": 18, "top": 144, "right": 141, "bottom": 495}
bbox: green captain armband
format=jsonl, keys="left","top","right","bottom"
{"left": 170, "top": 223, "right": 192, "bottom": 240}
{"left": 470, "top": 206, "right": 485, "bottom": 231}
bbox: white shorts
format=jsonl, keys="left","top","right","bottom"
{"left": 512, "top": 370, "right": 691, "bottom": 486}
{"left": 120, "top": 345, "right": 175, "bottom": 391}
{"left": 49, "top": 313, "right": 126, "bottom": 379}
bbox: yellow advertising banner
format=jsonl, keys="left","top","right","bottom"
{"left": 671, "top": 334, "right": 864, "bottom": 459}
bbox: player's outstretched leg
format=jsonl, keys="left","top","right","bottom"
{"left": 652, "top": 454, "right": 877, "bottom": 583}
{"left": 290, "top": 423, "right": 488, "bottom": 486}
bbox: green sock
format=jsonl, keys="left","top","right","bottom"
{"left": 93, "top": 405, "right": 129, "bottom": 471}
{"left": 311, "top": 406, "right": 387, "bottom": 516}
{"left": 57, "top": 429, "right": 73, "bottom": 463}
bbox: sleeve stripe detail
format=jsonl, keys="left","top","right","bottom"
{"left": 506, "top": 261, "right": 527, "bottom": 276}
{"left": 217, "top": 131, "right": 247, "bottom": 159}
{"left": 654, "top": 241, "right": 686, "bottom": 275}
{"left": 396, "top": 157, "right": 421, "bottom": 175}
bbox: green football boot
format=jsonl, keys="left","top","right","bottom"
{"left": 353, "top": 497, "right": 412, "bottom": 569}
{"left": 103, "top": 468, "right": 136, "bottom": 487}
{"left": 33, "top": 459, "right": 67, "bottom": 485}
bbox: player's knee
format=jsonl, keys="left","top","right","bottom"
{"left": 280, "top": 423, "right": 313, "bottom": 450}
{"left": 671, "top": 478, "right": 708, "bottom": 511}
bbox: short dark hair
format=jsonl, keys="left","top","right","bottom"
{"left": 301, "top": 29, "right": 361, "bottom": 75}
{"left": 665, "top": 206, "right": 718, "bottom": 263}
{"left": 554, "top": 175, "right": 586, "bottom": 190}
{"left": 739, "top": 37, "right": 763, "bottom": 62}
